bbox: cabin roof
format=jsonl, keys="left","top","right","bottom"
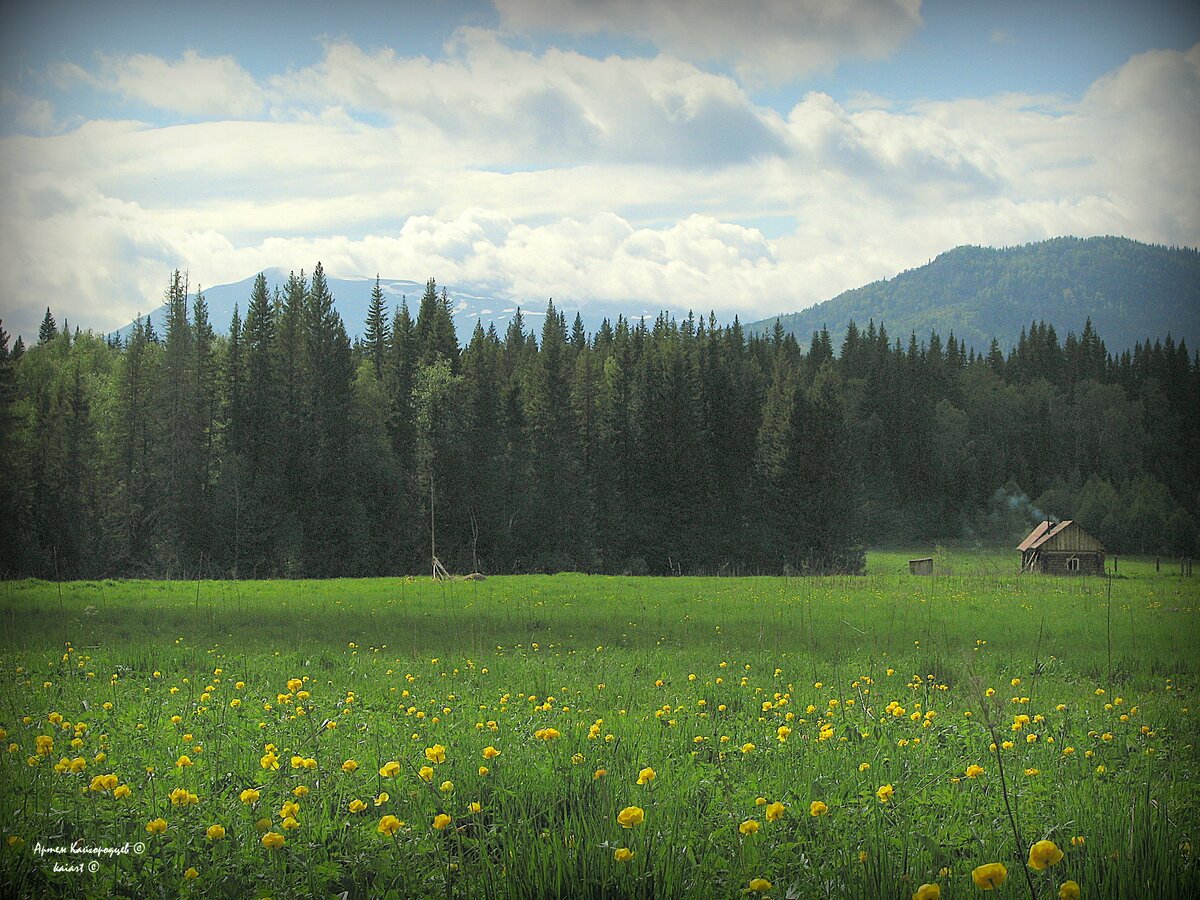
{"left": 1017, "top": 520, "right": 1099, "bottom": 552}
{"left": 1018, "top": 520, "right": 1070, "bottom": 551}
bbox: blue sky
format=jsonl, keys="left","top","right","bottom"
{"left": 1, "top": 0, "right": 1198, "bottom": 341}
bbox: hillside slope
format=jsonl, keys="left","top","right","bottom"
{"left": 748, "top": 237, "right": 1200, "bottom": 352}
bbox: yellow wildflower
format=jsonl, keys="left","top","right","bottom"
{"left": 617, "top": 806, "right": 645, "bottom": 829}
{"left": 261, "top": 831, "right": 285, "bottom": 850}
{"left": 972, "top": 863, "right": 1008, "bottom": 890}
{"left": 1028, "top": 840, "right": 1064, "bottom": 871}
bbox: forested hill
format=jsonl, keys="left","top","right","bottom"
{"left": 3, "top": 263, "right": 1198, "bottom": 581}
{"left": 748, "top": 237, "right": 1200, "bottom": 352}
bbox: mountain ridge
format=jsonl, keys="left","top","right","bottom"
{"left": 747, "top": 236, "right": 1200, "bottom": 353}
{"left": 112, "top": 269, "right": 682, "bottom": 345}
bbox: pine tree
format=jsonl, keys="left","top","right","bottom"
{"left": 299, "top": 262, "right": 357, "bottom": 576}
{"left": 38, "top": 308, "right": 58, "bottom": 344}
{"left": 364, "top": 276, "right": 390, "bottom": 377}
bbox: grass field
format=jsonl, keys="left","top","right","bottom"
{"left": 0, "top": 556, "right": 1197, "bottom": 898}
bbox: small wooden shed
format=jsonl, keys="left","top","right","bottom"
{"left": 909, "top": 557, "right": 934, "bottom": 576}
{"left": 1018, "top": 520, "right": 1105, "bottom": 575}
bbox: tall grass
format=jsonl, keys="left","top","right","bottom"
{"left": 0, "top": 561, "right": 1196, "bottom": 897}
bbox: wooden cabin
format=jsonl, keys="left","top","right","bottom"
{"left": 1018, "top": 520, "right": 1105, "bottom": 575}
{"left": 909, "top": 557, "right": 934, "bottom": 576}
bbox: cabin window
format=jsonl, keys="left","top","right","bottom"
{"left": 1066, "top": 557, "right": 1080, "bottom": 572}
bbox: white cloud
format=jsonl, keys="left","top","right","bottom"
{"left": 1, "top": 39, "right": 1197, "bottom": 343}
{"left": 493, "top": 0, "right": 924, "bottom": 82}
{"left": 0, "top": 86, "right": 58, "bottom": 133}
{"left": 270, "top": 30, "right": 789, "bottom": 167}
{"left": 60, "top": 50, "right": 265, "bottom": 118}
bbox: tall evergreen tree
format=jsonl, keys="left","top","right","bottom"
{"left": 38, "top": 308, "right": 58, "bottom": 345}
{"left": 364, "top": 275, "right": 390, "bottom": 377}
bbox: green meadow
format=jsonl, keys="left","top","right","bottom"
{"left": 0, "top": 557, "right": 1197, "bottom": 898}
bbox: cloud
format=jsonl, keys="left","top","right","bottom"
{"left": 59, "top": 50, "right": 265, "bottom": 118}
{"left": 493, "top": 0, "right": 924, "bottom": 82}
{"left": 271, "top": 30, "right": 789, "bottom": 167}
{"left": 0, "top": 86, "right": 58, "bottom": 133}
{"left": 1, "top": 39, "right": 1198, "bottom": 344}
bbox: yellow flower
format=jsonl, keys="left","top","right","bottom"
{"left": 260, "top": 752, "right": 279, "bottom": 770}
{"left": 965, "top": 764, "right": 985, "bottom": 779}
{"left": 379, "top": 761, "right": 400, "bottom": 778}
{"left": 378, "top": 815, "right": 403, "bottom": 836}
{"left": 593, "top": 768, "right": 606, "bottom": 779}
{"left": 614, "top": 847, "right": 634, "bottom": 862}
{"left": 809, "top": 800, "right": 828, "bottom": 817}
{"left": 240, "top": 788, "right": 260, "bottom": 805}
{"left": 739, "top": 819, "right": 760, "bottom": 835}
{"left": 418, "top": 765, "right": 434, "bottom": 782}
{"left": 206, "top": 824, "right": 226, "bottom": 841}
{"left": 913, "top": 885, "right": 940, "bottom": 900}
{"left": 375, "top": 792, "right": 389, "bottom": 806}
{"left": 876, "top": 784, "right": 895, "bottom": 804}
{"left": 637, "top": 766, "right": 657, "bottom": 785}
{"left": 765, "top": 802, "right": 785, "bottom": 822}
{"left": 293, "top": 785, "right": 309, "bottom": 798}
{"left": 748, "top": 877, "right": 773, "bottom": 893}
{"left": 279, "top": 801, "right": 300, "bottom": 819}
{"left": 617, "top": 806, "right": 645, "bottom": 829}
{"left": 281, "top": 816, "right": 299, "bottom": 830}
{"left": 146, "top": 818, "right": 168, "bottom": 834}
{"left": 255, "top": 817, "right": 272, "bottom": 833}
{"left": 425, "top": 744, "right": 447, "bottom": 763}
{"left": 535, "top": 728, "right": 560, "bottom": 741}
{"left": 776, "top": 725, "right": 791, "bottom": 742}
{"left": 1028, "top": 840, "right": 1064, "bottom": 871}
{"left": 113, "top": 784, "right": 131, "bottom": 799}
{"left": 483, "top": 745, "right": 501, "bottom": 759}
{"left": 858, "top": 762, "right": 870, "bottom": 772}
{"left": 88, "top": 773, "right": 118, "bottom": 792}
{"left": 170, "top": 788, "right": 199, "bottom": 806}
{"left": 432, "top": 813, "right": 452, "bottom": 830}
{"left": 468, "top": 801, "right": 482, "bottom": 814}
{"left": 349, "top": 799, "right": 367, "bottom": 813}
{"left": 972, "top": 863, "right": 1008, "bottom": 890}
{"left": 440, "top": 780, "right": 454, "bottom": 793}
{"left": 342, "top": 759, "right": 358, "bottom": 773}
{"left": 479, "top": 766, "right": 490, "bottom": 777}
{"left": 1059, "top": 881, "right": 1081, "bottom": 900}
{"left": 261, "top": 831, "right": 285, "bottom": 850}
{"left": 741, "top": 743, "right": 756, "bottom": 754}
{"left": 184, "top": 867, "right": 199, "bottom": 880}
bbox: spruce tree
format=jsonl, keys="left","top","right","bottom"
{"left": 364, "top": 276, "right": 390, "bottom": 377}
{"left": 38, "top": 308, "right": 58, "bottom": 344}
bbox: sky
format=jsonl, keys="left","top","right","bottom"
{"left": 1, "top": 0, "right": 1198, "bottom": 342}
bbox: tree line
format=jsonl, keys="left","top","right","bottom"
{"left": 1, "top": 265, "right": 1197, "bottom": 579}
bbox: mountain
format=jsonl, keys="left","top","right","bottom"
{"left": 747, "top": 236, "right": 1200, "bottom": 352}
{"left": 112, "top": 269, "right": 680, "bottom": 344}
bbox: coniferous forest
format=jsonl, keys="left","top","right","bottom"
{"left": 1, "top": 263, "right": 1197, "bottom": 580}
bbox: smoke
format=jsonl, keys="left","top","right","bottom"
{"left": 998, "top": 488, "right": 1056, "bottom": 526}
